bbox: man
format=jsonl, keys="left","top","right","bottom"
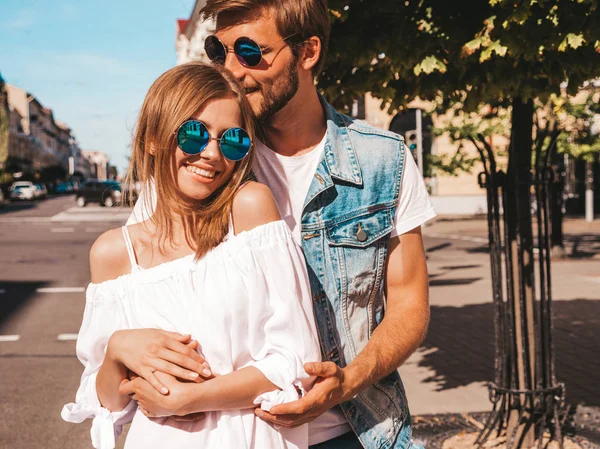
{"left": 130, "top": 1, "right": 434, "bottom": 447}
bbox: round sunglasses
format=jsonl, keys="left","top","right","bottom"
{"left": 204, "top": 34, "right": 298, "bottom": 68}
{"left": 176, "top": 120, "right": 252, "bottom": 161}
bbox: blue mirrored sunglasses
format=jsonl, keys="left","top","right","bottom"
{"left": 176, "top": 120, "right": 252, "bottom": 161}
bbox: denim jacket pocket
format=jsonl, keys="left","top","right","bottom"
{"left": 324, "top": 207, "right": 394, "bottom": 248}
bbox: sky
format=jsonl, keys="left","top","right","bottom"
{"left": 0, "top": 0, "right": 197, "bottom": 174}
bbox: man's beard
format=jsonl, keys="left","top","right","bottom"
{"left": 252, "top": 58, "right": 300, "bottom": 125}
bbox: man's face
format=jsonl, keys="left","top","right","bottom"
{"left": 215, "top": 9, "right": 300, "bottom": 124}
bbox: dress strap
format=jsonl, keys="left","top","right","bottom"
{"left": 121, "top": 226, "right": 140, "bottom": 272}
{"left": 228, "top": 213, "right": 235, "bottom": 237}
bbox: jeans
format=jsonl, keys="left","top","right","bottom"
{"left": 309, "top": 432, "right": 363, "bottom": 449}
{"left": 309, "top": 430, "right": 426, "bottom": 449}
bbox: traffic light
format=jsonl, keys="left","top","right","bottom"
{"left": 405, "top": 130, "right": 418, "bottom": 155}
{"left": 389, "top": 108, "right": 432, "bottom": 176}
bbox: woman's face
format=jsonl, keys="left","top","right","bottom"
{"left": 174, "top": 97, "right": 243, "bottom": 202}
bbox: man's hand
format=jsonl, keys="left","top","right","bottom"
{"left": 255, "top": 361, "right": 355, "bottom": 428}
{"left": 119, "top": 371, "right": 202, "bottom": 419}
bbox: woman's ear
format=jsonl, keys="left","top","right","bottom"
{"left": 147, "top": 143, "right": 157, "bottom": 156}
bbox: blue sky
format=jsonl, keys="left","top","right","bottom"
{"left": 0, "top": 0, "right": 197, "bottom": 174}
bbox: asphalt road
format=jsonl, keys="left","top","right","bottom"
{"left": 0, "top": 195, "right": 130, "bottom": 449}
{"left": 2, "top": 197, "right": 598, "bottom": 448}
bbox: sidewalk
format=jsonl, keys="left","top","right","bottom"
{"left": 402, "top": 216, "right": 600, "bottom": 438}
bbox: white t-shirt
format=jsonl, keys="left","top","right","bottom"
{"left": 253, "top": 136, "right": 435, "bottom": 445}
{"left": 127, "top": 134, "right": 436, "bottom": 445}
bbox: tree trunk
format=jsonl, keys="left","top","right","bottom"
{"left": 506, "top": 98, "right": 536, "bottom": 447}
{"left": 550, "top": 153, "right": 565, "bottom": 258}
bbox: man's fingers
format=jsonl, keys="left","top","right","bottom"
{"left": 255, "top": 409, "right": 305, "bottom": 428}
{"left": 304, "top": 361, "right": 338, "bottom": 377}
{"left": 119, "top": 379, "right": 135, "bottom": 396}
{"left": 172, "top": 412, "right": 205, "bottom": 422}
{"left": 269, "top": 397, "right": 312, "bottom": 416}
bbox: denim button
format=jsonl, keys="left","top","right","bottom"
{"left": 356, "top": 222, "right": 367, "bottom": 242}
{"left": 356, "top": 229, "right": 367, "bottom": 242}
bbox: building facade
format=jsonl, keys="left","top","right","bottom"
{"left": 82, "top": 150, "right": 111, "bottom": 181}
{"left": 175, "top": 1, "right": 213, "bottom": 65}
{"left": 2, "top": 83, "right": 93, "bottom": 183}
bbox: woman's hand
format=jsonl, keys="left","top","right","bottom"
{"left": 119, "top": 372, "right": 199, "bottom": 419}
{"left": 108, "top": 329, "right": 212, "bottom": 395}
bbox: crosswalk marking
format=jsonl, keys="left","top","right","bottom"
{"left": 85, "top": 228, "right": 106, "bottom": 233}
{"left": 52, "top": 206, "right": 131, "bottom": 223}
{"left": 57, "top": 334, "right": 78, "bottom": 341}
{"left": 425, "top": 232, "right": 489, "bottom": 244}
{"left": 0, "top": 335, "right": 20, "bottom": 342}
{"left": 51, "top": 227, "right": 75, "bottom": 233}
{"left": 37, "top": 287, "right": 85, "bottom": 293}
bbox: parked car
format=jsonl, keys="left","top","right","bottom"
{"left": 55, "top": 182, "right": 74, "bottom": 194}
{"left": 35, "top": 184, "right": 48, "bottom": 199}
{"left": 76, "top": 180, "right": 122, "bottom": 207}
{"left": 9, "top": 181, "right": 37, "bottom": 201}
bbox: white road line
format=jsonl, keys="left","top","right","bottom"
{"left": 85, "top": 228, "right": 106, "bottom": 233}
{"left": 37, "top": 287, "right": 85, "bottom": 293}
{"left": 0, "top": 217, "right": 52, "bottom": 223}
{"left": 0, "top": 335, "right": 20, "bottom": 342}
{"left": 426, "top": 232, "right": 489, "bottom": 244}
{"left": 57, "top": 333, "right": 78, "bottom": 341}
{"left": 51, "top": 227, "right": 75, "bottom": 233}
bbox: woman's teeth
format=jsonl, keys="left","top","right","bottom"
{"left": 186, "top": 165, "right": 216, "bottom": 178}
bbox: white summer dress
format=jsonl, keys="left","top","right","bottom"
{"left": 61, "top": 219, "right": 321, "bottom": 449}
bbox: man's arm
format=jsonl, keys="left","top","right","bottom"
{"left": 344, "top": 226, "right": 430, "bottom": 390}
{"left": 256, "top": 226, "right": 430, "bottom": 427}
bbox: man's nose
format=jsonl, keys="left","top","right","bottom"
{"left": 223, "top": 51, "right": 246, "bottom": 81}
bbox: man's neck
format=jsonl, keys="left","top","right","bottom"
{"left": 261, "top": 86, "right": 327, "bottom": 157}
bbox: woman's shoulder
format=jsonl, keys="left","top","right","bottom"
{"left": 89, "top": 227, "right": 131, "bottom": 284}
{"left": 232, "top": 181, "right": 281, "bottom": 234}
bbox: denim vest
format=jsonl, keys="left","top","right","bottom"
{"left": 301, "top": 98, "right": 410, "bottom": 449}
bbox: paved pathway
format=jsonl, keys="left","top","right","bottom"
{"left": 402, "top": 217, "right": 600, "bottom": 419}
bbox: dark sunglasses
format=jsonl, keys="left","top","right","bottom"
{"left": 176, "top": 120, "right": 252, "bottom": 161}
{"left": 204, "top": 34, "right": 298, "bottom": 68}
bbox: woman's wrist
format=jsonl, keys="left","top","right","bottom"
{"left": 106, "top": 330, "right": 124, "bottom": 365}
{"left": 178, "top": 381, "right": 208, "bottom": 416}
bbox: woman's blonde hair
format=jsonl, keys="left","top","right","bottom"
{"left": 126, "top": 61, "right": 256, "bottom": 259}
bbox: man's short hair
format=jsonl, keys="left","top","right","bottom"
{"left": 200, "top": 0, "right": 330, "bottom": 76}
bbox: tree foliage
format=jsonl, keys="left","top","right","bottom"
{"left": 320, "top": 0, "right": 600, "bottom": 114}
{"left": 545, "top": 87, "right": 600, "bottom": 160}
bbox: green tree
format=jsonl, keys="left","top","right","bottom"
{"left": 320, "top": 0, "right": 600, "bottom": 446}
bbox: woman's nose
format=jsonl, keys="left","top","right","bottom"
{"left": 200, "top": 139, "right": 222, "bottom": 161}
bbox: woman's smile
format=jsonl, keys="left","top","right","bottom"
{"left": 183, "top": 163, "right": 221, "bottom": 183}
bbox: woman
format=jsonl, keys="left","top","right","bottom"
{"left": 62, "top": 62, "right": 321, "bottom": 449}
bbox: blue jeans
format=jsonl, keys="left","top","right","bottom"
{"left": 309, "top": 432, "right": 363, "bottom": 449}
{"left": 309, "top": 429, "right": 426, "bottom": 449}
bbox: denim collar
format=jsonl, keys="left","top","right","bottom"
{"left": 320, "top": 95, "right": 363, "bottom": 186}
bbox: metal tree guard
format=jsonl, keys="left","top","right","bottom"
{"left": 471, "top": 133, "right": 566, "bottom": 449}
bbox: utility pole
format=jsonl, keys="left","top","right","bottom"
{"left": 416, "top": 109, "right": 424, "bottom": 175}
{"left": 585, "top": 160, "right": 594, "bottom": 222}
